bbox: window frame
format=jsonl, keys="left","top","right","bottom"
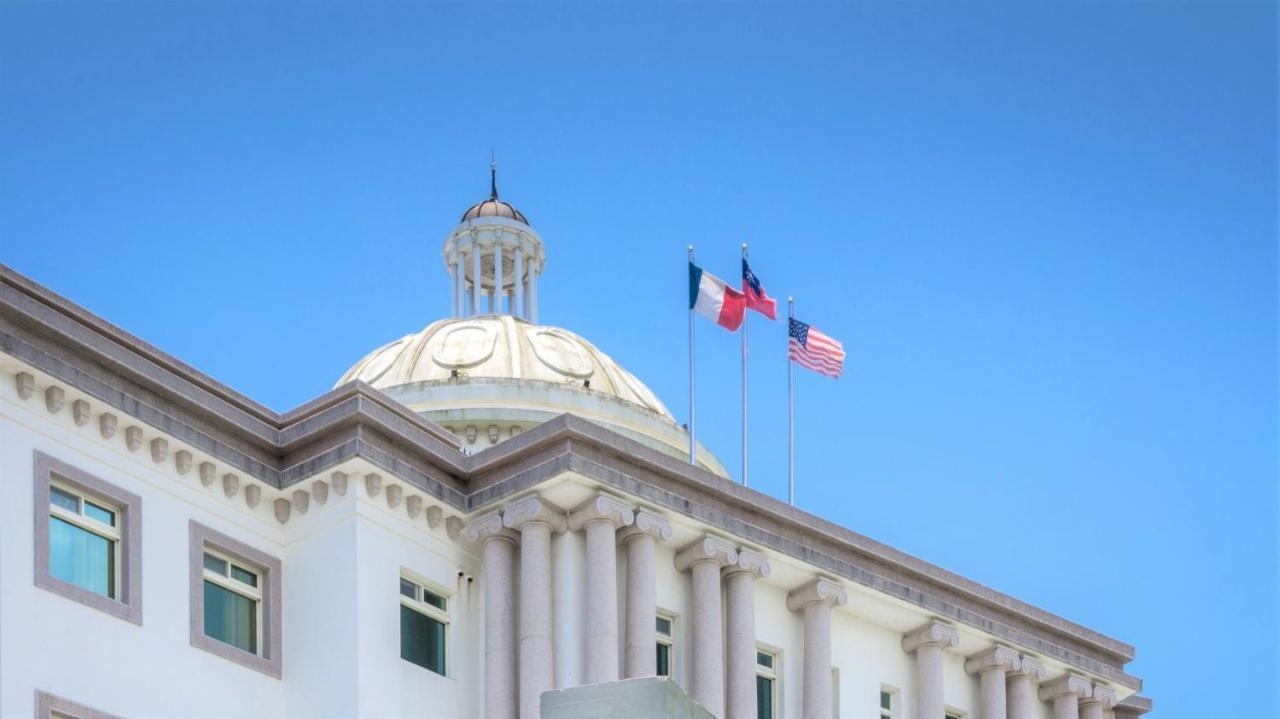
{"left": 202, "top": 547, "right": 265, "bottom": 655}
{"left": 33, "top": 451, "right": 142, "bottom": 624}
{"left": 655, "top": 611, "right": 675, "bottom": 678}
{"left": 880, "top": 686, "right": 899, "bottom": 719}
{"left": 189, "top": 520, "right": 282, "bottom": 678}
{"left": 35, "top": 690, "right": 122, "bottom": 719}
{"left": 399, "top": 573, "right": 450, "bottom": 676}
{"left": 756, "top": 646, "right": 779, "bottom": 719}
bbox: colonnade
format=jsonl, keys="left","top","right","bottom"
{"left": 446, "top": 232, "right": 542, "bottom": 322}
{"left": 467, "top": 492, "right": 1117, "bottom": 719}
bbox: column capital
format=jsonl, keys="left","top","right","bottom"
{"left": 502, "top": 494, "right": 567, "bottom": 533}
{"left": 1081, "top": 685, "right": 1117, "bottom": 708}
{"left": 567, "top": 492, "right": 634, "bottom": 532}
{"left": 724, "top": 549, "right": 771, "bottom": 580}
{"left": 1038, "top": 673, "right": 1092, "bottom": 702}
{"left": 965, "top": 645, "right": 1020, "bottom": 675}
{"left": 1009, "top": 654, "right": 1048, "bottom": 681}
{"left": 674, "top": 534, "right": 737, "bottom": 571}
{"left": 901, "top": 620, "right": 960, "bottom": 653}
{"left": 465, "top": 512, "right": 519, "bottom": 544}
{"left": 619, "top": 509, "right": 672, "bottom": 544}
{"left": 786, "top": 576, "right": 847, "bottom": 611}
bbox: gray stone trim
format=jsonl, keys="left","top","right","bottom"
{"left": 34, "top": 690, "right": 123, "bottom": 719}
{"left": 32, "top": 451, "right": 143, "bottom": 625}
{"left": 188, "top": 520, "right": 283, "bottom": 679}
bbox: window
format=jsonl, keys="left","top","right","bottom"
{"left": 189, "top": 521, "right": 282, "bottom": 678}
{"left": 655, "top": 613, "right": 674, "bottom": 677}
{"left": 945, "top": 712, "right": 964, "bottom": 719}
{"left": 880, "top": 687, "right": 898, "bottom": 719}
{"left": 400, "top": 575, "right": 448, "bottom": 676}
{"left": 35, "top": 690, "right": 122, "bottom": 719}
{"left": 33, "top": 451, "right": 142, "bottom": 624}
{"left": 756, "top": 649, "right": 778, "bottom": 719}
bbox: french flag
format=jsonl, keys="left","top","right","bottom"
{"left": 689, "top": 262, "right": 746, "bottom": 331}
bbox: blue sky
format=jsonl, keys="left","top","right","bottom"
{"left": 2, "top": 2, "right": 1275, "bottom": 715}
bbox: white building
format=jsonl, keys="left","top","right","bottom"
{"left": 0, "top": 169, "right": 1151, "bottom": 719}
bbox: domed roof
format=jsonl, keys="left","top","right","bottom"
{"left": 336, "top": 316, "right": 672, "bottom": 419}
{"left": 461, "top": 198, "right": 528, "bottom": 225}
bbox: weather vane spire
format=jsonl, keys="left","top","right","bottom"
{"left": 490, "top": 149, "right": 498, "bottom": 199}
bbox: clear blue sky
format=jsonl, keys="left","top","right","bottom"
{"left": 2, "top": 2, "right": 1275, "bottom": 716}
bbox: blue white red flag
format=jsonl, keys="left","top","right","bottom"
{"left": 741, "top": 259, "right": 778, "bottom": 320}
{"left": 689, "top": 262, "right": 746, "bottom": 331}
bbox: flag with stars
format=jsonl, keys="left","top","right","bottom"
{"left": 741, "top": 259, "right": 778, "bottom": 320}
{"left": 788, "top": 318, "right": 845, "bottom": 378}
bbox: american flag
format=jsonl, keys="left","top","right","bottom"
{"left": 788, "top": 318, "right": 845, "bottom": 379}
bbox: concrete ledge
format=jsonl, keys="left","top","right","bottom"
{"left": 542, "top": 677, "right": 713, "bottom": 719}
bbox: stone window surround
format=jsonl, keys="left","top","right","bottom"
{"left": 188, "top": 520, "right": 282, "bottom": 679}
{"left": 32, "top": 450, "right": 143, "bottom": 625}
{"left": 34, "top": 689, "right": 122, "bottom": 719}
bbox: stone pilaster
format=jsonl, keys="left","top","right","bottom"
{"left": 787, "top": 577, "right": 847, "bottom": 719}
{"left": 724, "top": 550, "right": 771, "bottom": 719}
{"left": 1039, "top": 674, "right": 1092, "bottom": 719}
{"left": 901, "top": 620, "right": 960, "bottom": 719}
{"left": 567, "top": 493, "right": 634, "bottom": 685}
{"left": 618, "top": 510, "right": 672, "bottom": 679}
{"left": 466, "top": 512, "right": 520, "bottom": 719}
{"left": 503, "top": 495, "right": 567, "bottom": 719}
{"left": 965, "top": 646, "right": 1020, "bottom": 719}
{"left": 674, "top": 534, "right": 737, "bottom": 718}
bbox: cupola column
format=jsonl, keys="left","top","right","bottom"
{"left": 965, "top": 646, "right": 1021, "bottom": 719}
{"left": 513, "top": 244, "right": 525, "bottom": 319}
{"left": 466, "top": 513, "right": 520, "bottom": 719}
{"left": 724, "top": 550, "right": 771, "bottom": 719}
{"left": 1006, "top": 655, "right": 1047, "bottom": 719}
{"left": 902, "top": 620, "right": 960, "bottom": 719}
{"left": 455, "top": 250, "right": 466, "bottom": 318}
{"left": 494, "top": 239, "right": 504, "bottom": 314}
{"left": 788, "top": 577, "right": 847, "bottom": 719}
{"left": 530, "top": 264, "right": 539, "bottom": 323}
{"left": 568, "top": 493, "right": 634, "bottom": 685}
{"left": 675, "top": 535, "right": 737, "bottom": 718}
{"left": 619, "top": 511, "right": 672, "bottom": 678}
{"left": 1038, "top": 674, "right": 1092, "bottom": 719}
{"left": 471, "top": 235, "right": 482, "bottom": 316}
{"left": 503, "top": 495, "right": 567, "bottom": 719}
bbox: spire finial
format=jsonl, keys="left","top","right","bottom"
{"left": 490, "top": 150, "right": 498, "bottom": 199}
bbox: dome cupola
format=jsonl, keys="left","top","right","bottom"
{"left": 460, "top": 161, "right": 529, "bottom": 224}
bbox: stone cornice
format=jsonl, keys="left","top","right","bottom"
{"left": 0, "top": 263, "right": 1142, "bottom": 691}
{"left": 1039, "top": 673, "right": 1093, "bottom": 702}
{"left": 618, "top": 509, "right": 672, "bottom": 544}
{"left": 902, "top": 620, "right": 960, "bottom": 653}
{"left": 724, "top": 549, "right": 771, "bottom": 580}
{"left": 786, "top": 577, "right": 847, "bottom": 611}
{"left": 965, "top": 646, "right": 1021, "bottom": 675}
{"left": 501, "top": 494, "right": 567, "bottom": 533}
{"left": 567, "top": 492, "right": 634, "bottom": 532}
{"left": 674, "top": 534, "right": 737, "bottom": 571}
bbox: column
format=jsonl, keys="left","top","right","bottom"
{"left": 567, "top": 493, "right": 634, "bottom": 684}
{"left": 1079, "top": 685, "right": 1117, "bottom": 719}
{"left": 786, "top": 577, "right": 847, "bottom": 719}
{"left": 455, "top": 249, "right": 466, "bottom": 318}
{"left": 494, "top": 239, "right": 504, "bottom": 314}
{"left": 503, "top": 495, "right": 567, "bottom": 719}
{"left": 674, "top": 535, "right": 737, "bottom": 718}
{"left": 530, "top": 264, "right": 539, "bottom": 323}
{"left": 619, "top": 510, "right": 672, "bottom": 678}
{"left": 471, "top": 237, "right": 482, "bottom": 316}
{"left": 1006, "top": 655, "right": 1047, "bottom": 719}
{"left": 513, "top": 244, "right": 525, "bottom": 319}
{"left": 902, "top": 620, "right": 959, "bottom": 719}
{"left": 965, "top": 646, "right": 1020, "bottom": 719}
{"left": 723, "top": 550, "right": 770, "bottom": 719}
{"left": 1038, "top": 674, "right": 1092, "bottom": 719}
{"left": 466, "top": 513, "right": 520, "bottom": 719}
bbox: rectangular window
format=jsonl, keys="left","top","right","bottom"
{"left": 880, "top": 687, "right": 898, "bottom": 719}
{"left": 756, "top": 649, "right": 777, "bottom": 719}
{"left": 656, "top": 613, "right": 674, "bottom": 677}
{"left": 35, "top": 690, "right": 122, "bottom": 719}
{"left": 33, "top": 451, "right": 142, "bottom": 624}
{"left": 945, "top": 713, "right": 964, "bottom": 719}
{"left": 400, "top": 575, "right": 448, "bottom": 676}
{"left": 189, "top": 520, "right": 282, "bottom": 678}
{"left": 202, "top": 549, "right": 262, "bottom": 654}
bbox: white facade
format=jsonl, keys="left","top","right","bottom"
{"left": 0, "top": 177, "right": 1148, "bottom": 719}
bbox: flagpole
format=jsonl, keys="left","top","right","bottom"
{"left": 787, "top": 296, "right": 795, "bottom": 506}
{"left": 688, "top": 245, "right": 697, "bottom": 466}
{"left": 741, "top": 243, "right": 749, "bottom": 487}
